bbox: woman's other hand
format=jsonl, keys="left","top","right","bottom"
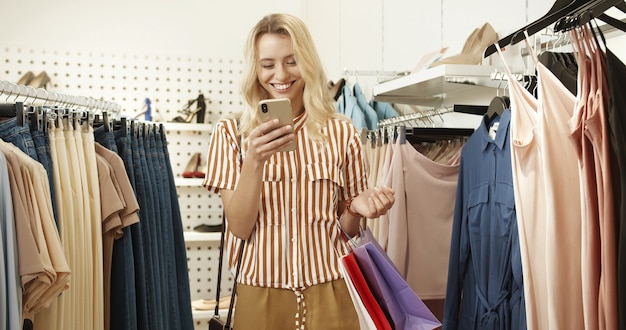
{"left": 351, "top": 186, "right": 395, "bottom": 218}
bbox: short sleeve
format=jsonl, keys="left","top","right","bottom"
{"left": 340, "top": 121, "right": 368, "bottom": 201}
{"left": 202, "top": 117, "right": 241, "bottom": 193}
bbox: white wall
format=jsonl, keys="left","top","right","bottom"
{"left": 1, "top": 0, "right": 625, "bottom": 115}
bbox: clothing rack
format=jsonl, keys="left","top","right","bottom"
{"left": 0, "top": 79, "right": 121, "bottom": 117}
{"left": 378, "top": 106, "right": 455, "bottom": 128}
{"left": 484, "top": 0, "right": 626, "bottom": 57}
{"left": 342, "top": 68, "right": 411, "bottom": 83}
{"left": 372, "top": 106, "right": 475, "bottom": 145}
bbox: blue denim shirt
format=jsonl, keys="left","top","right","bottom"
{"left": 444, "top": 109, "right": 524, "bottom": 330}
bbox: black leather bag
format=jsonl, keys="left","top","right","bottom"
{"left": 208, "top": 315, "right": 229, "bottom": 330}
{"left": 208, "top": 210, "right": 245, "bottom": 330}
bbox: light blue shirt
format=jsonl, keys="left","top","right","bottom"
{"left": 369, "top": 99, "right": 399, "bottom": 121}
{"left": 0, "top": 151, "right": 21, "bottom": 330}
{"left": 353, "top": 83, "right": 379, "bottom": 130}
{"left": 337, "top": 85, "right": 367, "bottom": 130}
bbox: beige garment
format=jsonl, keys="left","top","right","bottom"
{"left": 383, "top": 137, "right": 459, "bottom": 299}
{"left": 235, "top": 279, "right": 359, "bottom": 330}
{"left": 94, "top": 153, "right": 124, "bottom": 330}
{"left": 376, "top": 142, "right": 394, "bottom": 250}
{"left": 0, "top": 142, "right": 55, "bottom": 319}
{"left": 0, "top": 141, "right": 71, "bottom": 318}
{"left": 94, "top": 142, "right": 140, "bottom": 330}
{"left": 81, "top": 127, "right": 104, "bottom": 330}
{"left": 496, "top": 44, "right": 549, "bottom": 330}
{"left": 536, "top": 60, "right": 585, "bottom": 329}
{"left": 35, "top": 122, "right": 63, "bottom": 328}
{"left": 93, "top": 143, "right": 139, "bottom": 229}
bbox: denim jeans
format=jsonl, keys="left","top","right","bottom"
{"left": 93, "top": 125, "right": 118, "bottom": 154}
{"left": 108, "top": 122, "right": 192, "bottom": 330}
{"left": 0, "top": 117, "right": 39, "bottom": 162}
{"left": 131, "top": 127, "right": 161, "bottom": 330}
{"left": 159, "top": 126, "right": 193, "bottom": 329}
{"left": 145, "top": 128, "right": 173, "bottom": 329}
{"left": 108, "top": 124, "right": 142, "bottom": 330}
{"left": 29, "top": 127, "right": 60, "bottom": 229}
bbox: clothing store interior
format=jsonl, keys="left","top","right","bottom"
{"left": 1, "top": 0, "right": 626, "bottom": 329}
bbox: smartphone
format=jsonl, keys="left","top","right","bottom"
{"left": 259, "top": 98, "right": 296, "bottom": 152}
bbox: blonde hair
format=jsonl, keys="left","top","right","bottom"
{"left": 238, "top": 13, "right": 345, "bottom": 142}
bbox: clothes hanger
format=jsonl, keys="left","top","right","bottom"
{"left": 484, "top": 0, "right": 623, "bottom": 57}
{"left": 486, "top": 74, "right": 509, "bottom": 120}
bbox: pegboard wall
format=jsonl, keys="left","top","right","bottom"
{"left": 0, "top": 46, "right": 244, "bottom": 124}
{"left": 0, "top": 46, "right": 241, "bottom": 325}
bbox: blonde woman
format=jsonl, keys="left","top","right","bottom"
{"left": 203, "top": 13, "right": 395, "bottom": 329}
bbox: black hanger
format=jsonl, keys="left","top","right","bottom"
{"left": 405, "top": 127, "right": 475, "bottom": 144}
{"left": 487, "top": 96, "right": 509, "bottom": 120}
{"left": 0, "top": 102, "right": 27, "bottom": 126}
{"left": 484, "top": 0, "right": 624, "bottom": 57}
{"left": 597, "top": 12, "right": 626, "bottom": 32}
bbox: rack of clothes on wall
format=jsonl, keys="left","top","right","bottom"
{"left": 440, "top": 1, "right": 626, "bottom": 329}
{"left": 331, "top": 69, "right": 407, "bottom": 131}
{"left": 0, "top": 80, "right": 193, "bottom": 330}
{"left": 356, "top": 105, "right": 480, "bottom": 322}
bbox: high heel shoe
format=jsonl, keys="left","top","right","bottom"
{"left": 28, "top": 71, "right": 51, "bottom": 89}
{"left": 430, "top": 22, "right": 498, "bottom": 67}
{"left": 17, "top": 71, "right": 35, "bottom": 85}
{"left": 170, "top": 94, "right": 207, "bottom": 123}
{"left": 194, "top": 153, "right": 206, "bottom": 178}
{"left": 195, "top": 94, "right": 206, "bottom": 123}
{"left": 182, "top": 152, "right": 206, "bottom": 178}
{"left": 182, "top": 152, "right": 202, "bottom": 178}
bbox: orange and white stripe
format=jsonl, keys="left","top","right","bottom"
{"left": 203, "top": 112, "right": 368, "bottom": 290}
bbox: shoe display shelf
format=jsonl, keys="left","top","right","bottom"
{"left": 372, "top": 64, "right": 503, "bottom": 107}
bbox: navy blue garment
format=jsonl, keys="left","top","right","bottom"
{"left": 157, "top": 126, "right": 193, "bottom": 330}
{"left": 443, "top": 109, "right": 525, "bottom": 330}
{"left": 110, "top": 124, "right": 142, "bottom": 330}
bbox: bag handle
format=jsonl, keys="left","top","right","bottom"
{"left": 213, "top": 216, "right": 245, "bottom": 327}
{"left": 213, "top": 118, "right": 246, "bottom": 327}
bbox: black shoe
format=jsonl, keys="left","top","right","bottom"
{"left": 193, "top": 223, "right": 223, "bottom": 233}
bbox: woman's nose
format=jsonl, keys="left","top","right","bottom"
{"left": 274, "top": 65, "right": 288, "bottom": 80}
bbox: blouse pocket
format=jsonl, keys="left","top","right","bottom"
{"left": 262, "top": 164, "right": 283, "bottom": 182}
{"left": 493, "top": 183, "right": 515, "bottom": 237}
{"left": 305, "top": 162, "right": 344, "bottom": 187}
{"left": 467, "top": 183, "right": 489, "bottom": 236}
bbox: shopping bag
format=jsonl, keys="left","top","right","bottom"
{"left": 340, "top": 252, "right": 392, "bottom": 330}
{"left": 339, "top": 254, "right": 378, "bottom": 330}
{"left": 353, "top": 227, "right": 441, "bottom": 330}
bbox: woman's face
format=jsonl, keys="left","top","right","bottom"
{"left": 256, "top": 33, "right": 305, "bottom": 115}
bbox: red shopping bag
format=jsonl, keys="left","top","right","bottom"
{"left": 341, "top": 252, "right": 393, "bottom": 330}
{"left": 352, "top": 227, "right": 441, "bottom": 330}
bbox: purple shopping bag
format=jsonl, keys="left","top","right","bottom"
{"left": 352, "top": 227, "right": 441, "bottom": 330}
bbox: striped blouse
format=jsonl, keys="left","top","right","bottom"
{"left": 202, "top": 111, "right": 368, "bottom": 290}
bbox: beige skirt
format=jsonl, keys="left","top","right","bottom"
{"left": 233, "top": 279, "right": 359, "bottom": 330}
